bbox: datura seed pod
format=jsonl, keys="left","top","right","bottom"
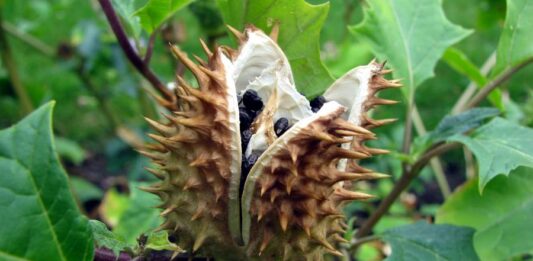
{"left": 141, "top": 25, "right": 400, "bottom": 260}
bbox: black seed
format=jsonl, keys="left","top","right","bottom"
{"left": 247, "top": 153, "right": 260, "bottom": 166}
{"left": 240, "top": 152, "right": 261, "bottom": 196}
{"left": 241, "top": 129, "right": 252, "bottom": 151}
{"left": 239, "top": 108, "right": 252, "bottom": 130}
{"left": 310, "top": 95, "right": 327, "bottom": 112}
{"left": 243, "top": 89, "right": 264, "bottom": 111}
{"left": 274, "top": 117, "right": 290, "bottom": 137}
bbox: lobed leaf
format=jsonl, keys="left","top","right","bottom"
{"left": 448, "top": 117, "right": 533, "bottom": 191}
{"left": 350, "top": 0, "right": 472, "bottom": 100}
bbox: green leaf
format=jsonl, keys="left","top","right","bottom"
{"left": 134, "top": 0, "right": 194, "bottom": 33}
{"left": 350, "top": 0, "right": 472, "bottom": 100}
{"left": 216, "top": 0, "right": 334, "bottom": 98}
{"left": 0, "top": 102, "right": 94, "bottom": 261}
{"left": 145, "top": 231, "right": 182, "bottom": 252}
{"left": 430, "top": 108, "right": 500, "bottom": 142}
{"left": 112, "top": 0, "right": 143, "bottom": 37}
{"left": 448, "top": 117, "right": 533, "bottom": 191}
{"left": 442, "top": 47, "right": 487, "bottom": 87}
{"left": 436, "top": 168, "right": 533, "bottom": 261}
{"left": 113, "top": 183, "right": 162, "bottom": 244}
{"left": 382, "top": 221, "right": 479, "bottom": 261}
{"left": 90, "top": 220, "right": 133, "bottom": 257}
{"left": 492, "top": 0, "right": 533, "bottom": 77}
{"left": 410, "top": 108, "right": 499, "bottom": 160}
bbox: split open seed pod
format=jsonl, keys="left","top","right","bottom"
{"left": 142, "top": 25, "right": 400, "bottom": 260}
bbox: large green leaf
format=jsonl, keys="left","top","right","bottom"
{"left": 0, "top": 102, "right": 94, "bottom": 261}
{"left": 134, "top": 0, "right": 195, "bottom": 33}
{"left": 350, "top": 0, "right": 471, "bottom": 100}
{"left": 436, "top": 168, "right": 533, "bottom": 261}
{"left": 382, "top": 221, "right": 479, "bottom": 261}
{"left": 492, "top": 0, "right": 533, "bottom": 77}
{"left": 448, "top": 117, "right": 533, "bottom": 191}
{"left": 216, "top": 0, "right": 334, "bottom": 98}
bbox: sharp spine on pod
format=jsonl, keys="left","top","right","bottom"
{"left": 140, "top": 24, "right": 400, "bottom": 260}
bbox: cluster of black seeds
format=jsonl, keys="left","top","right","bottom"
{"left": 237, "top": 90, "right": 301, "bottom": 195}
{"left": 310, "top": 95, "right": 326, "bottom": 112}
{"left": 239, "top": 90, "right": 264, "bottom": 195}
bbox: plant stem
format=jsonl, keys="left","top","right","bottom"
{"left": 463, "top": 147, "right": 476, "bottom": 179}
{"left": 464, "top": 58, "right": 533, "bottom": 110}
{"left": 1, "top": 21, "right": 55, "bottom": 57}
{"left": 451, "top": 51, "right": 496, "bottom": 114}
{"left": 97, "top": 0, "right": 173, "bottom": 102}
{"left": 144, "top": 31, "right": 156, "bottom": 65}
{"left": 412, "top": 106, "right": 450, "bottom": 198}
{"left": 0, "top": 9, "right": 33, "bottom": 115}
{"left": 356, "top": 59, "right": 533, "bottom": 238}
{"left": 401, "top": 101, "right": 413, "bottom": 170}
{"left": 356, "top": 142, "right": 460, "bottom": 238}
{"left": 348, "top": 235, "right": 380, "bottom": 251}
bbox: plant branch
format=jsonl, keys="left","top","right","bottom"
{"left": 356, "top": 142, "right": 460, "bottom": 238}
{"left": 412, "top": 106, "right": 450, "bottom": 198}
{"left": 97, "top": 0, "right": 173, "bottom": 101}
{"left": 144, "top": 31, "right": 157, "bottom": 64}
{"left": 401, "top": 101, "right": 414, "bottom": 170}
{"left": 0, "top": 10, "right": 33, "bottom": 115}
{"left": 464, "top": 58, "right": 533, "bottom": 111}
{"left": 348, "top": 235, "right": 380, "bottom": 252}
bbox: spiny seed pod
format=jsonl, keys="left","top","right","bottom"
{"left": 141, "top": 24, "right": 400, "bottom": 260}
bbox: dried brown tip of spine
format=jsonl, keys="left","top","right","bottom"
{"left": 269, "top": 20, "right": 280, "bottom": 42}
{"left": 226, "top": 24, "right": 245, "bottom": 43}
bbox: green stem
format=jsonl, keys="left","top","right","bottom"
{"left": 1, "top": 21, "right": 55, "bottom": 57}
{"left": 0, "top": 8, "right": 33, "bottom": 115}
{"left": 412, "top": 106, "right": 450, "bottom": 199}
{"left": 349, "top": 235, "right": 380, "bottom": 251}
